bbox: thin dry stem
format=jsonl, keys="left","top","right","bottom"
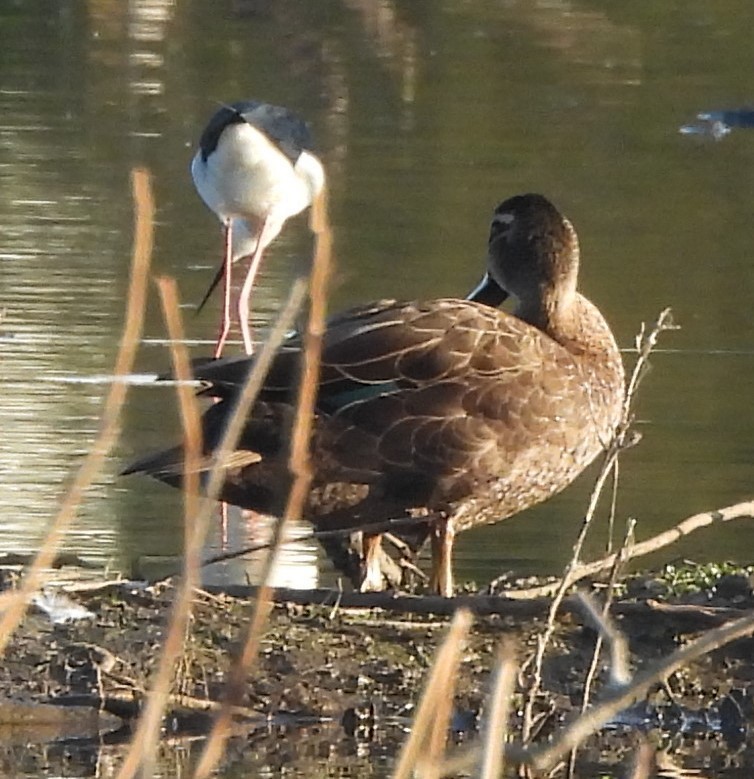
{"left": 569, "top": 524, "right": 635, "bottom": 774}
{"left": 580, "top": 519, "right": 635, "bottom": 709}
{"left": 393, "top": 610, "right": 472, "bottom": 779}
{"left": 568, "top": 497, "right": 635, "bottom": 776}
{"left": 521, "top": 445, "right": 620, "bottom": 743}
{"left": 625, "top": 742, "right": 653, "bottom": 779}
{"left": 441, "top": 609, "right": 754, "bottom": 775}
{"left": 0, "top": 168, "right": 153, "bottom": 655}
{"left": 194, "top": 183, "right": 333, "bottom": 779}
{"left": 477, "top": 642, "right": 516, "bottom": 779}
{"left": 116, "top": 277, "right": 204, "bottom": 779}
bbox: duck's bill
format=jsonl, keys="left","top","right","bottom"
{"left": 466, "top": 272, "right": 509, "bottom": 308}
{"left": 196, "top": 259, "right": 226, "bottom": 314}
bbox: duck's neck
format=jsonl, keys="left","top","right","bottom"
{"left": 516, "top": 291, "right": 616, "bottom": 356}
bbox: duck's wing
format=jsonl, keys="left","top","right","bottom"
{"left": 310, "top": 302, "right": 573, "bottom": 492}
{"left": 194, "top": 298, "right": 519, "bottom": 406}
{"left": 126, "top": 299, "right": 587, "bottom": 514}
{"left": 236, "top": 102, "right": 314, "bottom": 161}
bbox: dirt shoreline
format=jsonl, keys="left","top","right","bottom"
{"left": 1, "top": 564, "right": 754, "bottom": 776}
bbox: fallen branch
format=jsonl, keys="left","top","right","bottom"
{"left": 195, "top": 584, "right": 752, "bottom": 629}
{"left": 505, "top": 500, "right": 754, "bottom": 600}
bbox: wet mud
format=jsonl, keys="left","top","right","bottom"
{"left": 1, "top": 564, "right": 754, "bottom": 776}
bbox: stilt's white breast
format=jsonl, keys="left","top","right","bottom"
{"left": 192, "top": 123, "right": 314, "bottom": 223}
{"left": 191, "top": 119, "right": 325, "bottom": 261}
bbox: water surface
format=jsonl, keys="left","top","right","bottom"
{"left": 2, "top": 0, "right": 754, "bottom": 586}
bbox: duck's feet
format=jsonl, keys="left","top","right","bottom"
{"left": 358, "top": 533, "right": 404, "bottom": 592}
{"left": 318, "top": 531, "right": 403, "bottom": 591}
{"left": 429, "top": 518, "right": 456, "bottom": 597}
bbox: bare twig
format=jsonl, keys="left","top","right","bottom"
{"left": 176, "top": 276, "right": 308, "bottom": 779}
{"left": 89, "top": 688, "right": 262, "bottom": 720}
{"left": 580, "top": 519, "right": 636, "bottom": 712}
{"left": 625, "top": 742, "right": 653, "bottom": 779}
{"left": 568, "top": 522, "right": 636, "bottom": 777}
{"left": 0, "top": 168, "right": 153, "bottom": 655}
{"left": 506, "top": 500, "right": 754, "bottom": 600}
{"left": 440, "top": 609, "right": 754, "bottom": 775}
{"left": 194, "top": 183, "right": 333, "bottom": 778}
{"left": 527, "top": 609, "right": 754, "bottom": 772}
{"left": 521, "top": 308, "right": 675, "bottom": 744}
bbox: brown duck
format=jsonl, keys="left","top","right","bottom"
{"left": 123, "top": 193, "right": 625, "bottom": 596}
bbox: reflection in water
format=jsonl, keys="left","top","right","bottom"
{"left": 202, "top": 512, "right": 319, "bottom": 590}
{"left": 342, "top": 0, "right": 419, "bottom": 108}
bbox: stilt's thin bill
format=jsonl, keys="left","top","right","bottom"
{"left": 196, "top": 259, "right": 226, "bottom": 314}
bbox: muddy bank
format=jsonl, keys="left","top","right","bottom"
{"left": 1, "top": 564, "right": 754, "bottom": 776}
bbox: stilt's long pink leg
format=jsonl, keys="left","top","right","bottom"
{"left": 237, "top": 217, "right": 279, "bottom": 355}
{"left": 213, "top": 220, "right": 234, "bottom": 359}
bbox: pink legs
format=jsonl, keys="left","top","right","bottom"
{"left": 213, "top": 216, "right": 280, "bottom": 358}
{"left": 237, "top": 216, "right": 278, "bottom": 355}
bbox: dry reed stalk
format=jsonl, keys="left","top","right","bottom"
{"left": 520, "top": 443, "right": 621, "bottom": 745}
{"left": 567, "top": 524, "right": 636, "bottom": 775}
{"left": 392, "top": 610, "right": 472, "bottom": 779}
{"left": 116, "top": 277, "right": 204, "bottom": 779}
{"left": 567, "top": 588, "right": 634, "bottom": 774}
{"left": 0, "top": 168, "right": 153, "bottom": 655}
{"left": 477, "top": 642, "right": 516, "bottom": 779}
{"left": 521, "top": 308, "right": 675, "bottom": 744}
{"left": 193, "top": 184, "right": 333, "bottom": 779}
{"left": 625, "top": 741, "right": 653, "bottom": 779}
{"left": 579, "top": 520, "right": 635, "bottom": 710}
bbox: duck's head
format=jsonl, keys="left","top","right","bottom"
{"left": 467, "top": 193, "right": 580, "bottom": 324}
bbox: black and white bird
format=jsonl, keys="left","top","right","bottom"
{"left": 191, "top": 100, "right": 326, "bottom": 356}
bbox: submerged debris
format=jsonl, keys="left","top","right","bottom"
{"left": 679, "top": 108, "right": 754, "bottom": 139}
